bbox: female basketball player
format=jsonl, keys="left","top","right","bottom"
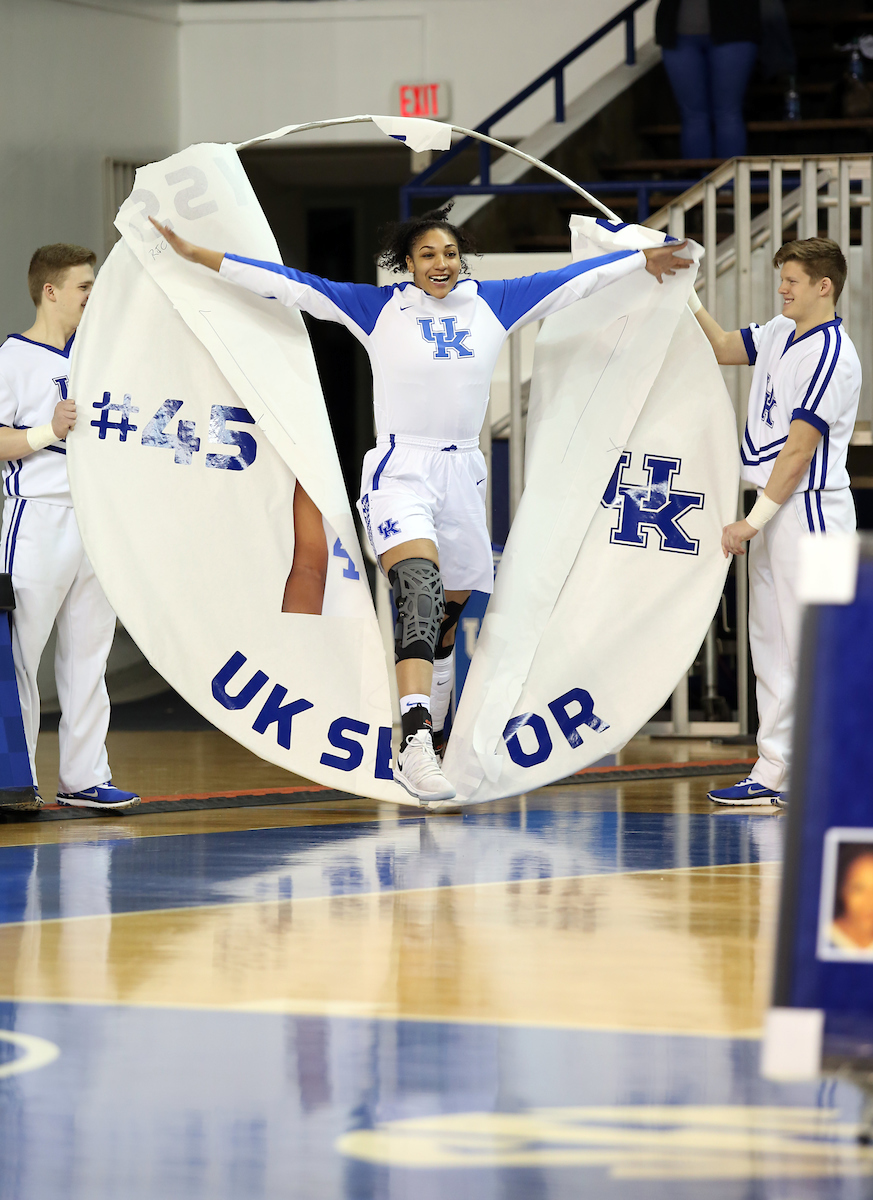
{"left": 150, "top": 208, "right": 689, "bottom": 808}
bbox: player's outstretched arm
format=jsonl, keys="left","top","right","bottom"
{"left": 721, "top": 419, "right": 821, "bottom": 558}
{"left": 0, "top": 398, "right": 76, "bottom": 461}
{"left": 691, "top": 301, "right": 749, "bottom": 365}
{"left": 149, "top": 218, "right": 224, "bottom": 273}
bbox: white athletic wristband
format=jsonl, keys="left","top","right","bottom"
{"left": 746, "top": 493, "right": 781, "bottom": 531}
{"left": 26, "top": 424, "right": 59, "bottom": 452}
{"left": 687, "top": 288, "right": 702, "bottom": 314}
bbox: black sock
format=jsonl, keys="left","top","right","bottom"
{"left": 401, "top": 704, "right": 432, "bottom": 747}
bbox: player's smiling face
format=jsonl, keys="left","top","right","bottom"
{"left": 778, "top": 260, "right": 830, "bottom": 327}
{"left": 406, "top": 228, "right": 461, "bottom": 299}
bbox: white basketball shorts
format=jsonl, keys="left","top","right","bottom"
{"left": 357, "top": 434, "right": 494, "bottom": 594}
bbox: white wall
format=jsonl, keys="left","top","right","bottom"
{"left": 0, "top": 0, "right": 179, "bottom": 335}
{"left": 178, "top": 0, "right": 656, "bottom": 149}
{"left": 0, "top": 0, "right": 656, "bottom": 335}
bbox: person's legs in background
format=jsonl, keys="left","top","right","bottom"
{"left": 661, "top": 34, "right": 714, "bottom": 159}
{"left": 709, "top": 40, "right": 759, "bottom": 158}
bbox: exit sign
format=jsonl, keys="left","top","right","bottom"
{"left": 393, "top": 81, "right": 451, "bottom": 120}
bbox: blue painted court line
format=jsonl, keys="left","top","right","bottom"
{"left": 0, "top": 809, "right": 782, "bottom": 926}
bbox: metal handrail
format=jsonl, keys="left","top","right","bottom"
{"left": 401, "top": 0, "right": 655, "bottom": 214}
{"left": 404, "top": 178, "right": 700, "bottom": 223}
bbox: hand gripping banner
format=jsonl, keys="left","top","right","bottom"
{"left": 69, "top": 117, "right": 738, "bottom": 804}
{"left": 443, "top": 217, "right": 740, "bottom": 803}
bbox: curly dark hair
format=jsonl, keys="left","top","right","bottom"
{"left": 376, "top": 204, "right": 478, "bottom": 275}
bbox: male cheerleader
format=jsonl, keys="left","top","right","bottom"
{"left": 0, "top": 245, "right": 140, "bottom": 809}
{"left": 690, "top": 238, "right": 860, "bottom": 805}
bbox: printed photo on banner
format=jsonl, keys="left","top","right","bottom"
{"left": 817, "top": 828, "right": 873, "bottom": 960}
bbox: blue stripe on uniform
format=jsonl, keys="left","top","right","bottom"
{"left": 7, "top": 458, "right": 23, "bottom": 497}
{"left": 819, "top": 429, "right": 829, "bottom": 490}
{"left": 6, "top": 499, "right": 26, "bottom": 575}
{"left": 740, "top": 327, "right": 758, "bottom": 365}
{"left": 796, "top": 330, "right": 831, "bottom": 407}
{"left": 809, "top": 326, "right": 841, "bottom": 412}
{"left": 816, "top": 491, "right": 827, "bottom": 532}
{"left": 2, "top": 499, "right": 16, "bottom": 571}
{"left": 477, "top": 250, "right": 639, "bottom": 331}
{"left": 372, "top": 435, "right": 396, "bottom": 491}
{"left": 741, "top": 423, "right": 787, "bottom": 466}
{"left": 224, "top": 255, "right": 394, "bottom": 337}
{"left": 741, "top": 446, "right": 785, "bottom": 467}
{"left": 804, "top": 491, "right": 815, "bottom": 532}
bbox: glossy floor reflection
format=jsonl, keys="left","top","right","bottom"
{"left": 0, "top": 736, "right": 863, "bottom": 1198}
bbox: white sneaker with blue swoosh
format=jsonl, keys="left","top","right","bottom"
{"left": 56, "top": 781, "right": 141, "bottom": 810}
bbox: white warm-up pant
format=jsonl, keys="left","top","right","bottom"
{"left": 1, "top": 498, "right": 115, "bottom": 793}
{"left": 748, "top": 487, "right": 855, "bottom": 791}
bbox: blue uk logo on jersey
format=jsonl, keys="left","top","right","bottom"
{"left": 417, "top": 316, "right": 474, "bottom": 359}
{"left": 378, "top": 518, "right": 401, "bottom": 538}
{"left": 601, "top": 451, "right": 704, "bottom": 555}
{"left": 762, "top": 375, "right": 777, "bottom": 427}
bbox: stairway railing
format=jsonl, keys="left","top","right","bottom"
{"left": 400, "top": 0, "right": 656, "bottom": 218}
{"left": 645, "top": 154, "right": 872, "bottom": 435}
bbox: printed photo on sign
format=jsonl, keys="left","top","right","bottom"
{"left": 817, "top": 828, "right": 873, "bottom": 960}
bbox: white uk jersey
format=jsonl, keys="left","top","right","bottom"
{"left": 219, "top": 250, "right": 645, "bottom": 444}
{"left": 740, "top": 315, "right": 861, "bottom": 526}
{"left": 0, "top": 333, "right": 74, "bottom": 505}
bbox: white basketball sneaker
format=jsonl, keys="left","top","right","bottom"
{"left": 395, "top": 728, "right": 457, "bottom": 805}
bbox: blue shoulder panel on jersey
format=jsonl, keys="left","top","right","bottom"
{"left": 476, "top": 250, "right": 639, "bottom": 331}
{"left": 740, "top": 327, "right": 757, "bottom": 365}
{"left": 792, "top": 407, "right": 829, "bottom": 436}
{"left": 224, "top": 255, "right": 395, "bottom": 337}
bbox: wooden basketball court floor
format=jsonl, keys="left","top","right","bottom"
{"left": 0, "top": 730, "right": 869, "bottom": 1199}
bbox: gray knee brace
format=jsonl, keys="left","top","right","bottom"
{"left": 388, "top": 558, "right": 445, "bottom": 663}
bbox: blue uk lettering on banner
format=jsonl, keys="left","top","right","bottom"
{"left": 212, "top": 652, "right": 393, "bottom": 778}
{"left": 502, "top": 687, "right": 610, "bottom": 769}
{"left": 601, "top": 451, "right": 704, "bottom": 555}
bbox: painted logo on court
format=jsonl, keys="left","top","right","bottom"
{"left": 0, "top": 1031, "right": 60, "bottom": 1079}
{"left": 338, "top": 1105, "right": 873, "bottom": 1177}
{"left": 601, "top": 451, "right": 704, "bottom": 555}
